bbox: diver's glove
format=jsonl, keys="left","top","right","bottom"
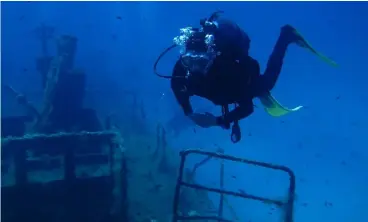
{"left": 189, "top": 112, "right": 218, "bottom": 128}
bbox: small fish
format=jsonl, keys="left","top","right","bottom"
{"left": 301, "top": 202, "right": 308, "bottom": 207}
{"left": 111, "top": 34, "right": 118, "bottom": 41}
{"left": 324, "top": 201, "right": 333, "bottom": 207}
{"left": 151, "top": 184, "right": 163, "bottom": 192}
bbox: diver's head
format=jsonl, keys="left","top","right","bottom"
{"left": 153, "top": 11, "right": 224, "bottom": 79}
{"left": 173, "top": 27, "right": 218, "bottom": 75}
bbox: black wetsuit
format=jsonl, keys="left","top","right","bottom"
{"left": 171, "top": 19, "right": 293, "bottom": 128}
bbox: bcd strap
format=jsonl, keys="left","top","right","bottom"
{"left": 222, "top": 104, "right": 242, "bottom": 143}
{"left": 221, "top": 105, "right": 230, "bottom": 129}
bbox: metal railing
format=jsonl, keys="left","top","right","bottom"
{"left": 172, "top": 149, "right": 296, "bottom": 222}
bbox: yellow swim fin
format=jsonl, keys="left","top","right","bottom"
{"left": 293, "top": 29, "right": 338, "bottom": 67}
{"left": 259, "top": 92, "right": 303, "bottom": 117}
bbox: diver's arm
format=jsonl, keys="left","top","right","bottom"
{"left": 171, "top": 60, "right": 193, "bottom": 116}
{"left": 217, "top": 100, "right": 254, "bottom": 126}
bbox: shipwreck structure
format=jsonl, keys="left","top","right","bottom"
{"left": 1, "top": 24, "right": 217, "bottom": 222}
{"left": 1, "top": 24, "right": 297, "bottom": 222}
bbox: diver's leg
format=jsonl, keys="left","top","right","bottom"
{"left": 260, "top": 25, "right": 302, "bottom": 92}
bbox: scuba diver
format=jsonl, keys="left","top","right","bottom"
{"left": 153, "top": 11, "right": 336, "bottom": 143}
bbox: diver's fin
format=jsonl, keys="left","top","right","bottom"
{"left": 259, "top": 92, "right": 303, "bottom": 117}
{"left": 292, "top": 29, "right": 338, "bottom": 67}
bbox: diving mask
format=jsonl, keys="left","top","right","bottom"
{"left": 153, "top": 10, "right": 224, "bottom": 79}
{"left": 174, "top": 27, "right": 218, "bottom": 74}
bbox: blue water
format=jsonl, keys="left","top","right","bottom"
{"left": 2, "top": 1, "right": 367, "bottom": 222}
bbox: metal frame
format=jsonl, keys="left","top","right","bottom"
{"left": 172, "top": 149, "right": 296, "bottom": 222}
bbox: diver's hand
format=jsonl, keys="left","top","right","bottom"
{"left": 189, "top": 112, "right": 218, "bottom": 128}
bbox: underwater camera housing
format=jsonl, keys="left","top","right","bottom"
{"left": 153, "top": 10, "right": 224, "bottom": 79}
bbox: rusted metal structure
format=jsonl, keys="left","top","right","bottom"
{"left": 172, "top": 149, "right": 296, "bottom": 222}
{"left": 1, "top": 131, "right": 128, "bottom": 222}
